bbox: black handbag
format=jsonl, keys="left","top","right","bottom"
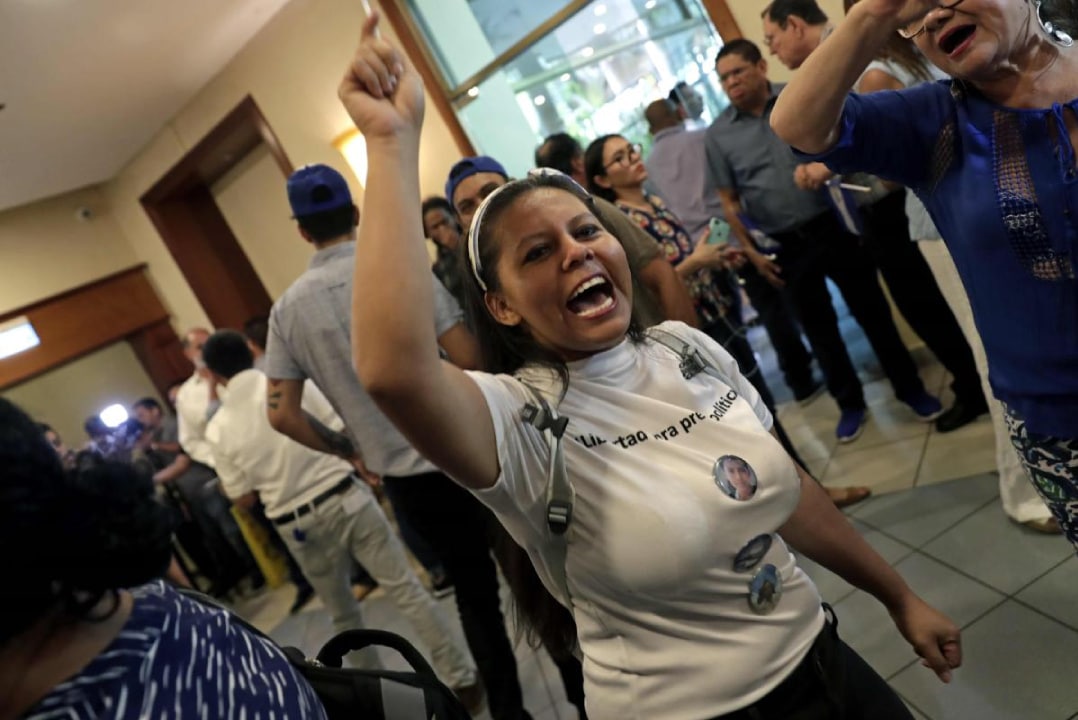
{"left": 282, "top": 628, "right": 472, "bottom": 720}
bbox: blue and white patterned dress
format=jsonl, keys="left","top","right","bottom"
{"left": 23, "top": 581, "right": 327, "bottom": 719}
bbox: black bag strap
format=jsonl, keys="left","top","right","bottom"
{"left": 316, "top": 629, "right": 437, "bottom": 677}
{"left": 518, "top": 381, "right": 573, "bottom": 536}
{"left": 516, "top": 380, "right": 575, "bottom": 609}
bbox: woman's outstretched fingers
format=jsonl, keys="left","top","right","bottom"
{"left": 339, "top": 7, "right": 425, "bottom": 139}
{"left": 359, "top": 9, "right": 380, "bottom": 41}
{"left": 354, "top": 10, "right": 406, "bottom": 96}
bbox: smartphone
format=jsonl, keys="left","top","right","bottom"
{"left": 706, "top": 217, "right": 731, "bottom": 246}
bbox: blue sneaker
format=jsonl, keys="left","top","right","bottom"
{"left": 900, "top": 390, "right": 944, "bottom": 422}
{"left": 836, "top": 408, "right": 867, "bottom": 443}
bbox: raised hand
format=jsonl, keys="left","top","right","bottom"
{"left": 856, "top": 0, "right": 943, "bottom": 29}
{"left": 338, "top": 11, "right": 424, "bottom": 141}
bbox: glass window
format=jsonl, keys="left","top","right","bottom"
{"left": 444, "top": 0, "right": 726, "bottom": 177}
{"left": 407, "top": 0, "right": 578, "bottom": 87}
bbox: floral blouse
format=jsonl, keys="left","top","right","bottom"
{"left": 617, "top": 193, "right": 735, "bottom": 325}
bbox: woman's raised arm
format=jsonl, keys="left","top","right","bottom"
{"left": 341, "top": 13, "right": 500, "bottom": 489}
{"left": 770, "top": 0, "right": 924, "bottom": 152}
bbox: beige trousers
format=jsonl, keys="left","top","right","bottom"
{"left": 917, "top": 241, "right": 1052, "bottom": 523}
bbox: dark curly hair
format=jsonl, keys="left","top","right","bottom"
{"left": 1, "top": 398, "right": 175, "bottom": 645}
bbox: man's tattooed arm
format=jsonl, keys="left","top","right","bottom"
{"left": 305, "top": 412, "right": 356, "bottom": 459}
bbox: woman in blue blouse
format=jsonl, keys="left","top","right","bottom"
{"left": 771, "top": 0, "right": 1078, "bottom": 550}
{"left": 0, "top": 398, "right": 326, "bottom": 720}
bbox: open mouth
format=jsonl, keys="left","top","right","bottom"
{"left": 567, "top": 275, "right": 616, "bottom": 318}
{"left": 939, "top": 24, "right": 975, "bottom": 55}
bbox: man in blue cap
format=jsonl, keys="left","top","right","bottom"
{"left": 265, "top": 163, "right": 539, "bottom": 716}
{"left": 446, "top": 155, "right": 698, "bottom": 328}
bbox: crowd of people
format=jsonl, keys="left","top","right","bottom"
{"left": 5, "top": 0, "right": 1077, "bottom": 716}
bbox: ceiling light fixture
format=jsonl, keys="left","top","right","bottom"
{"left": 593, "top": 23, "right": 606, "bottom": 34}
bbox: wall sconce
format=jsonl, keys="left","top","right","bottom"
{"left": 333, "top": 128, "right": 368, "bottom": 186}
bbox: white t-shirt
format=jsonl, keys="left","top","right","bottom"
{"left": 466, "top": 322, "right": 824, "bottom": 720}
{"left": 207, "top": 369, "right": 367, "bottom": 519}
{"left": 175, "top": 372, "right": 220, "bottom": 468}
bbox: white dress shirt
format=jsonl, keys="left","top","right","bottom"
{"left": 175, "top": 372, "right": 222, "bottom": 468}
{"left": 207, "top": 369, "right": 363, "bottom": 519}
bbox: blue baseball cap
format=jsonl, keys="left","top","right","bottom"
{"left": 444, "top": 156, "right": 509, "bottom": 207}
{"left": 287, "top": 164, "right": 353, "bottom": 218}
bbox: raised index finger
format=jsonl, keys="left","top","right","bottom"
{"left": 359, "top": 6, "right": 380, "bottom": 42}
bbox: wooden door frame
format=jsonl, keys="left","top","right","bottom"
{"left": 140, "top": 96, "right": 292, "bottom": 331}
{"left": 0, "top": 266, "right": 191, "bottom": 398}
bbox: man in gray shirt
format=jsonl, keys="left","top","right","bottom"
{"left": 645, "top": 98, "right": 819, "bottom": 403}
{"left": 706, "top": 39, "right": 940, "bottom": 445}
{"left": 265, "top": 164, "right": 536, "bottom": 718}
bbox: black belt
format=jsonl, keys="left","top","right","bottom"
{"left": 273, "top": 476, "right": 356, "bottom": 526}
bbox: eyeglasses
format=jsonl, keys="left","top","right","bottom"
{"left": 718, "top": 64, "right": 753, "bottom": 85}
{"left": 604, "top": 143, "right": 642, "bottom": 171}
{"left": 897, "top": 0, "right": 965, "bottom": 39}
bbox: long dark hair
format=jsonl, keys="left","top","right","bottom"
{"left": 582, "top": 134, "right": 620, "bottom": 204}
{"left": 492, "top": 528, "right": 580, "bottom": 659}
{"left": 843, "top": 0, "right": 934, "bottom": 82}
{"left": 459, "top": 173, "right": 645, "bottom": 657}
{"left": 1, "top": 398, "right": 175, "bottom": 645}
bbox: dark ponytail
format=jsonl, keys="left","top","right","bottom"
{"left": 583, "top": 135, "right": 620, "bottom": 204}
{"left": 493, "top": 527, "right": 579, "bottom": 659}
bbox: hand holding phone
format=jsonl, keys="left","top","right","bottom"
{"left": 706, "top": 217, "right": 732, "bottom": 246}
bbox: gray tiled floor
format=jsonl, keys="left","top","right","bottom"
{"left": 239, "top": 472, "right": 1078, "bottom": 720}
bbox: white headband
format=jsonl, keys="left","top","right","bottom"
{"left": 466, "top": 168, "right": 591, "bottom": 293}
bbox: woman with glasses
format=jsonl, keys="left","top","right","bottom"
{"left": 583, "top": 133, "right": 824, "bottom": 477}
{"left": 339, "top": 13, "right": 961, "bottom": 719}
{"left": 839, "top": 0, "right": 1061, "bottom": 535}
{"left": 772, "top": 0, "right": 1078, "bottom": 552}
{"left": 583, "top": 135, "right": 739, "bottom": 342}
